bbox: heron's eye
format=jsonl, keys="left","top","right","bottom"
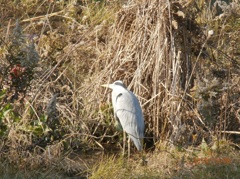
{"left": 114, "top": 81, "right": 127, "bottom": 88}
{"left": 114, "top": 81, "right": 123, "bottom": 86}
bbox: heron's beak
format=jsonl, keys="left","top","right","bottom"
{"left": 101, "top": 84, "right": 110, "bottom": 88}
{"left": 101, "top": 84, "right": 113, "bottom": 89}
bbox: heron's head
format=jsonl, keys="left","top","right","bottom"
{"left": 101, "top": 80, "right": 127, "bottom": 89}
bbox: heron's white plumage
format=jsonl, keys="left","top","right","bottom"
{"left": 106, "top": 80, "right": 145, "bottom": 151}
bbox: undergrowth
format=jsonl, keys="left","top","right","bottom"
{"left": 0, "top": 0, "right": 239, "bottom": 178}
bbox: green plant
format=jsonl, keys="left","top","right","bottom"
{"left": 0, "top": 20, "right": 39, "bottom": 103}
{"left": 0, "top": 89, "right": 20, "bottom": 136}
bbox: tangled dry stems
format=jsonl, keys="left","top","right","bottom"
{"left": 0, "top": 0, "right": 240, "bottom": 177}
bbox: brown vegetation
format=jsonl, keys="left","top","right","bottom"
{"left": 0, "top": 0, "right": 240, "bottom": 178}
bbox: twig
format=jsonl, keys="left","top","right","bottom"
{"left": 220, "top": 131, "right": 240, "bottom": 135}
{"left": 21, "top": 10, "right": 64, "bottom": 23}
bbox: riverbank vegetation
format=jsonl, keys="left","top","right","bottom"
{"left": 0, "top": 0, "right": 239, "bottom": 178}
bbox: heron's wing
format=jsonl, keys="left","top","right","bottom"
{"left": 114, "top": 90, "right": 144, "bottom": 150}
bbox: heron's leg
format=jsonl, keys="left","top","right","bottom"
{"left": 140, "top": 138, "right": 147, "bottom": 166}
{"left": 128, "top": 136, "right": 131, "bottom": 160}
{"left": 122, "top": 131, "right": 126, "bottom": 156}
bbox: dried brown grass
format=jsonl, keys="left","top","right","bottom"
{"left": 81, "top": 0, "right": 196, "bottom": 148}
{"left": 82, "top": 0, "right": 171, "bottom": 143}
{"left": 80, "top": 0, "right": 240, "bottom": 149}
{"left": 0, "top": 0, "right": 240, "bottom": 178}
{"left": 0, "top": 0, "right": 115, "bottom": 176}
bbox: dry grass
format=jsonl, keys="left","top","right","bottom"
{"left": 83, "top": 0, "right": 240, "bottom": 147}
{"left": 90, "top": 143, "right": 240, "bottom": 179}
{"left": 0, "top": 0, "right": 240, "bottom": 178}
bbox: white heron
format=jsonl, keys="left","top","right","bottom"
{"left": 101, "top": 80, "right": 145, "bottom": 159}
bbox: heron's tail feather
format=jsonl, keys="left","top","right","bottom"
{"left": 129, "top": 135, "right": 143, "bottom": 151}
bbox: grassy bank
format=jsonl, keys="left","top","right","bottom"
{"left": 0, "top": 0, "right": 239, "bottom": 178}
